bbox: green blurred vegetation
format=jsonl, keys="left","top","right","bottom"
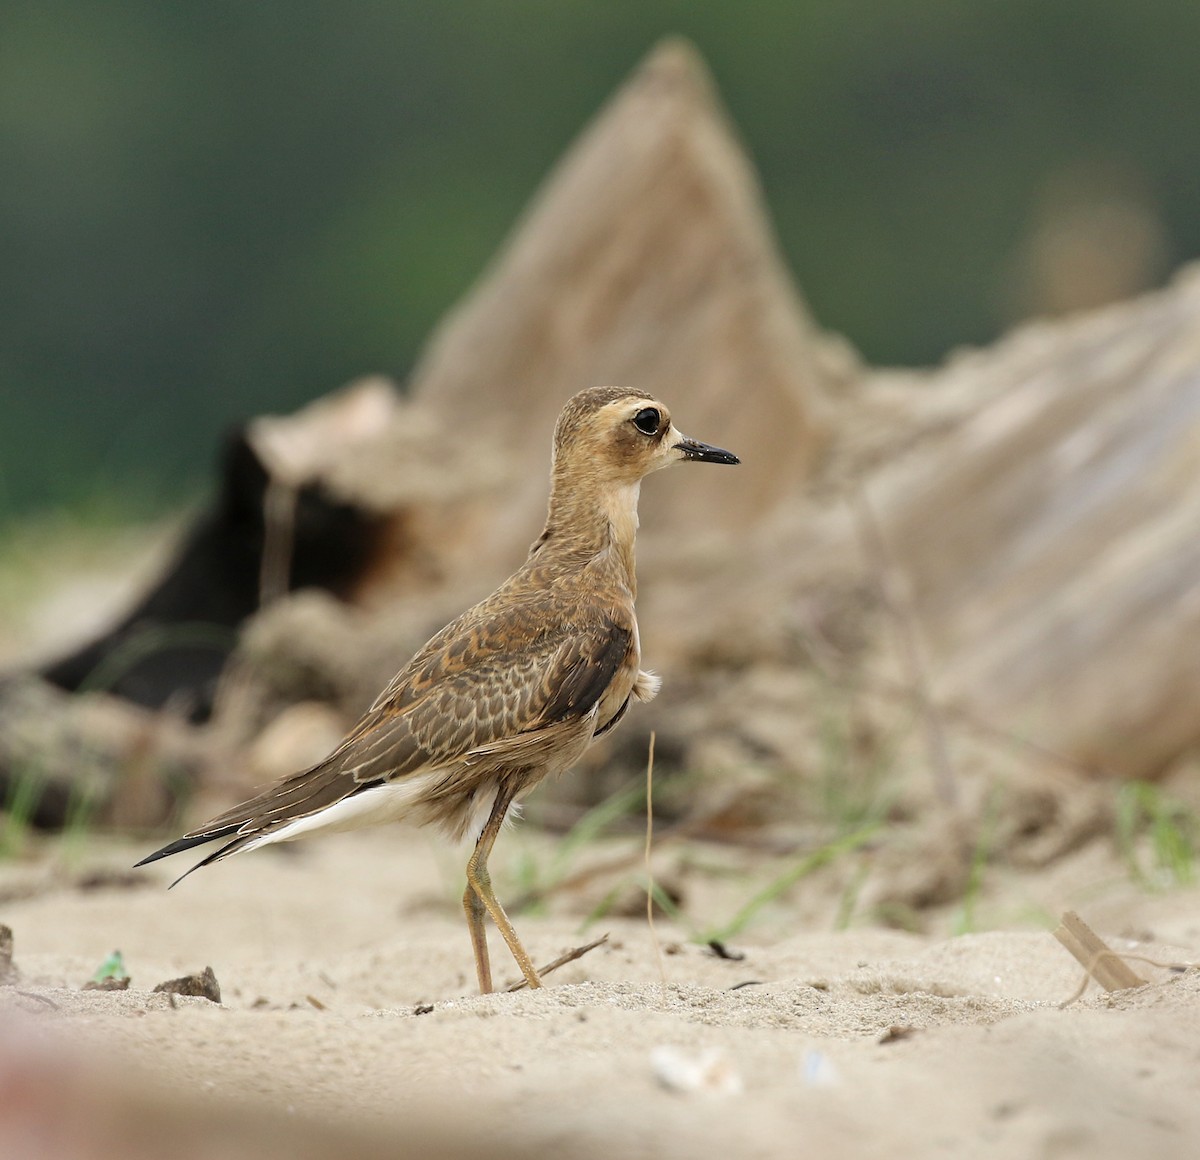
{"left": 2, "top": 1, "right": 1198, "bottom": 519}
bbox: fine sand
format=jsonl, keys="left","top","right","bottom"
{"left": 2, "top": 825, "right": 1200, "bottom": 1160}
{"left": 1, "top": 824, "right": 1199, "bottom": 1159}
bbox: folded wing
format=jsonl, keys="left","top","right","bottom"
{"left": 136, "top": 594, "right": 633, "bottom": 876}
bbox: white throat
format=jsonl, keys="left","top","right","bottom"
{"left": 601, "top": 480, "right": 641, "bottom": 543}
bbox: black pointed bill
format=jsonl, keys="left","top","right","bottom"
{"left": 675, "top": 437, "right": 740, "bottom": 465}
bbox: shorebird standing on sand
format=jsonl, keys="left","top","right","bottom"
{"left": 137, "top": 386, "right": 739, "bottom": 993}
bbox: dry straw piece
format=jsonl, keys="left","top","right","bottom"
{"left": 1053, "top": 910, "right": 1146, "bottom": 1004}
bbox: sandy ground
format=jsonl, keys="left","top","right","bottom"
{"left": 1, "top": 825, "right": 1198, "bottom": 1159}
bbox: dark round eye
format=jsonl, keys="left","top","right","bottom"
{"left": 632, "top": 407, "right": 661, "bottom": 435}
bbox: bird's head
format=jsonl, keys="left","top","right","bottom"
{"left": 552, "top": 386, "right": 740, "bottom": 486}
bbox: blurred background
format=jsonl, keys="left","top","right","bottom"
{"left": 4, "top": 14, "right": 1200, "bottom": 1142}
{"left": 2, "top": 0, "right": 1197, "bottom": 523}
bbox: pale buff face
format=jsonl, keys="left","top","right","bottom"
{"left": 553, "top": 389, "right": 738, "bottom": 485}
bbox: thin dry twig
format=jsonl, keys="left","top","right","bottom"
{"left": 259, "top": 477, "right": 297, "bottom": 606}
{"left": 506, "top": 935, "right": 609, "bottom": 992}
{"left": 14, "top": 991, "right": 59, "bottom": 1011}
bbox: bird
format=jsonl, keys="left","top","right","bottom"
{"left": 136, "top": 385, "right": 739, "bottom": 993}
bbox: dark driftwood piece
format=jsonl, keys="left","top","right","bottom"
{"left": 1, "top": 391, "right": 397, "bottom": 829}
{"left": 36, "top": 432, "right": 384, "bottom": 723}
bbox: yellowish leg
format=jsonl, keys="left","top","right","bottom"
{"left": 462, "top": 877, "right": 493, "bottom": 994}
{"left": 463, "top": 784, "right": 542, "bottom": 994}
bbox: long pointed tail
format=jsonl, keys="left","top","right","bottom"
{"left": 134, "top": 825, "right": 250, "bottom": 887}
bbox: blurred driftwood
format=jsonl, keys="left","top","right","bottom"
{"left": 872, "top": 270, "right": 1200, "bottom": 776}
{"left": 208, "top": 38, "right": 859, "bottom": 745}
{"left": 225, "top": 43, "right": 1200, "bottom": 802}
{"left": 8, "top": 38, "right": 1200, "bottom": 841}
{"left": 406, "top": 37, "right": 834, "bottom": 543}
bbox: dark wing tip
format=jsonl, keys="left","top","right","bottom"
{"left": 134, "top": 825, "right": 241, "bottom": 869}
{"left": 541, "top": 621, "right": 632, "bottom": 724}
{"left": 166, "top": 834, "right": 252, "bottom": 888}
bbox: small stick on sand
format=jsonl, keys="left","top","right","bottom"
{"left": 1053, "top": 910, "right": 1147, "bottom": 1001}
{"left": 506, "top": 935, "right": 609, "bottom": 992}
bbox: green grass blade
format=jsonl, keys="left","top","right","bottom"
{"left": 704, "top": 822, "right": 881, "bottom": 944}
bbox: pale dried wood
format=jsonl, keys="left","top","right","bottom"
{"left": 874, "top": 268, "right": 1200, "bottom": 776}
{"left": 1053, "top": 910, "right": 1146, "bottom": 993}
